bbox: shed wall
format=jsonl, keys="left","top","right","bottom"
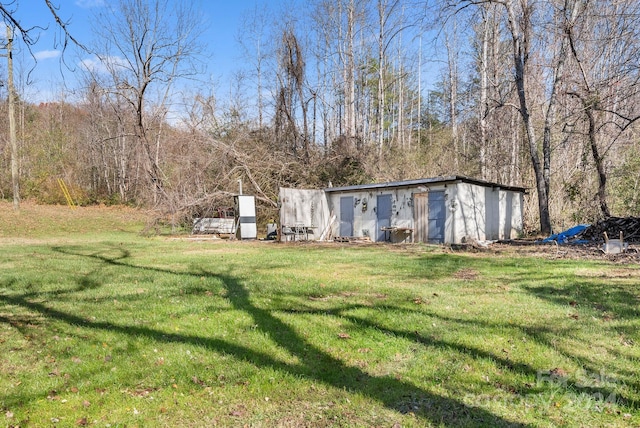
{"left": 454, "top": 182, "right": 487, "bottom": 241}
{"left": 327, "top": 187, "right": 417, "bottom": 242}
{"left": 499, "top": 189, "right": 523, "bottom": 239}
{"left": 279, "top": 179, "right": 524, "bottom": 244}
{"left": 453, "top": 183, "right": 523, "bottom": 242}
{"left": 279, "top": 188, "right": 330, "bottom": 240}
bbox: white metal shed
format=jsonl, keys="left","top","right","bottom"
{"left": 279, "top": 176, "right": 526, "bottom": 244}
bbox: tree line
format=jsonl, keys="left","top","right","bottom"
{"left": 1, "top": 0, "right": 639, "bottom": 233}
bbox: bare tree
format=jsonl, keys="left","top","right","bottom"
{"left": 0, "top": 1, "right": 86, "bottom": 53}
{"left": 274, "top": 26, "right": 309, "bottom": 161}
{"left": 374, "top": 0, "right": 405, "bottom": 156}
{"left": 0, "top": 0, "right": 91, "bottom": 210}
{"left": 343, "top": 0, "right": 357, "bottom": 142}
{"left": 86, "top": 0, "right": 203, "bottom": 206}
{"left": 475, "top": 2, "right": 495, "bottom": 180}
{"left": 237, "top": 5, "right": 272, "bottom": 129}
{"left": 443, "top": 19, "right": 460, "bottom": 169}
{"left": 449, "top": 0, "right": 552, "bottom": 233}
{"left": 503, "top": 0, "right": 552, "bottom": 234}
{"left": 80, "top": 79, "right": 138, "bottom": 202}
{"left": 313, "top": 0, "right": 369, "bottom": 147}
{"left": 3, "top": 25, "right": 19, "bottom": 209}
{"left": 564, "top": 0, "right": 640, "bottom": 218}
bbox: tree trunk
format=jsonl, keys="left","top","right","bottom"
{"left": 585, "top": 105, "right": 611, "bottom": 218}
{"left": 478, "top": 7, "right": 490, "bottom": 180}
{"left": 445, "top": 24, "right": 458, "bottom": 168}
{"left": 377, "top": 0, "right": 385, "bottom": 158}
{"left": 6, "top": 25, "right": 20, "bottom": 210}
{"left": 504, "top": 0, "right": 551, "bottom": 234}
{"left": 346, "top": 0, "right": 356, "bottom": 141}
{"left": 542, "top": 0, "right": 580, "bottom": 204}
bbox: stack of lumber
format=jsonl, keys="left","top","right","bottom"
{"left": 577, "top": 217, "right": 640, "bottom": 243}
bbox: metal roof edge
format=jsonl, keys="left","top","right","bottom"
{"left": 323, "top": 175, "right": 527, "bottom": 193}
{"left": 453, "top": 175, "right": 529, "bottom": 193}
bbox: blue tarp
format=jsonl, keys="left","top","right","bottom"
{"left": 542, "top": 224, "right": 590, "bottom": 244}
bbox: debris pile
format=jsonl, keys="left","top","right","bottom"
{"left": 576, "top": 217, "right": 640, "bottom": 243}
{"left": 542, "top": 224, "right": 589, "bottom": 244}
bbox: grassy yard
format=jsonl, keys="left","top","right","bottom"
{"left": 1, "top": 202, "right": 639, "bottom": 427}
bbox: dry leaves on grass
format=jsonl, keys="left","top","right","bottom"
{"left": 229, "top": 404, "right": 247, "bottom": 417}
{"left": 549, "top": 367, "right": 567, "bottom": 377}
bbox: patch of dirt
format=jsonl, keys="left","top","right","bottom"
{"left": 454, "top": 268, "right": 480, "bottom": 280}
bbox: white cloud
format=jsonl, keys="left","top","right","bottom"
{"left": 79, "top": 55, "right": 128, "bottom": 74}
{"left": 34, "top": 50, "right": 61, "bottom": 61}
{"left": 79, "top": 57, "right": 105, "bottom": 73}
{"left": 75, "top": 0, "right": 105, "bottom": 8}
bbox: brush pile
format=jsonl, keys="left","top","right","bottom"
{"left": 576, "top": 217, "right": 640, "bottom": 243}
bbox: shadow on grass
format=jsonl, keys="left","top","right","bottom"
{"left": 280, "top": 303, "right": 638, "bottom": 410}
{"left": 524, "top": 281, "right": 640, "bottom": 320}
{"left": 0, "top": 245, "right": 530, "bottom": 427}
{"left": 521, "top": 278, "right": 640, "bottom": 408}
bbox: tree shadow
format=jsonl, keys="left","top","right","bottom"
{"left": 280, "top": 301, "right": 638, "bottom": 410}
{"left": 523, "top": 280, "right": 640, "bottom": 320}
{"left": 276, "top": 249, "right": 640, "bottom": 413}
{"left": 519, "top": 277, "right": 640, "bottom": 409}
{"left": 0, "top": 245, "right": 530, "bottom": 427}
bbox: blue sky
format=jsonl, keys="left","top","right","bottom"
{"left": 7, "top": 0, "right": 443, "bottom": 117}
{"left": 9, "top": 0, "right": 290, "bottom": 103}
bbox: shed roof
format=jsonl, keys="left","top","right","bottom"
{"left": 324, "top": 175, "right": 527, "bottom": 194}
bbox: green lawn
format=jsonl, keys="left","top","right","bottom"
{"left": 1, "top": 203, "right": 639, "bottom": 427}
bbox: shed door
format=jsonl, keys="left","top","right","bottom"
{"left": 376, "top": 194, "right": 392, "bottom": 242}
{"left": 413, "top": 193, "right": 428, "bottom": 243}
{"left": 339, "top": 196, "right": 354, "bottom": 237}
{"left": 428, "top": 191, "right": 446, "bottom": 243}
